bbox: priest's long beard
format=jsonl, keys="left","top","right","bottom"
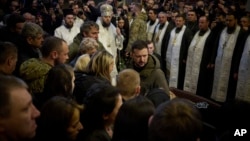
{"left": 102, "top": 21, "right": 111, "bottom": 28}
{"left": 227, "top": 25, "right": 236, "bottom": 34}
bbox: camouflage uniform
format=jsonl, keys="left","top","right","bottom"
{"left": 126, "top": 12, "right": 147, "bottom": 52}
{"left": 19, "top": 58, "right": 52, "bottom": 95}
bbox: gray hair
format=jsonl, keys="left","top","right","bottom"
{"left": 79, "top": 37, "right": 99, "bottom": 53}
{"left": 21, "top": 22, "right": 44, "bottom": 39}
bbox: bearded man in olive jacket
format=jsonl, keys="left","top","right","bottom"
{"left": 127, "top": 40, "right": 170, "bottom": 95}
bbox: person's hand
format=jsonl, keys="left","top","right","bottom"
{"left": 125, "top": 51, "right": 130, "bottom": 57}
{"left": 13, "top": 9, "right": 21, "bottom": 14}
{"left": 116, "top": 28, "right": 121, "bottom": 36}
{"left": 169, "top": 91, "right": 176, "bottom": 100}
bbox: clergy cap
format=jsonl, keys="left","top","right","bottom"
{"left": 63, "top": 8, "right": 74, "bottom": 17}
{"left": 100, "top": 4, "right": 113, "bottom": 16}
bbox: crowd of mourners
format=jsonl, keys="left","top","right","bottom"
{"left": 1, "top": 0, "right": 250, "bottom": 141}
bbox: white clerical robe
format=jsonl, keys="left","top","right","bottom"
{"left": 166, "top": 26, "right": 186, "bottom": 88}
{"left": 184, "top": 29, "right": 211, "bottom": 93}
{"left": 211, "top": 26, "right": 240, "bottom": 102}
{"left": 54, "top": 24, "right": 80, "bottom": 45}
{"left": 146, "top": 19, "right": 159, "bottom": 41}
{"left": 153, "top": 21, "right": 169, "bottom": 56}
{"left": 235, "top": 35, "right": 250, "bottom": 102}
{"left": 96, "top": 17, "right": 122, "bottom": 86}
{"left": 74, "top": 17, "right": 84, "bottom": 28}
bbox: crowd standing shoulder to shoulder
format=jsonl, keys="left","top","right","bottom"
{"left": 0, "top": 0, "right": 250, "bottom": 141}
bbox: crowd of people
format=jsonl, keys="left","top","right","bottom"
{"left": 1, "top": 0, "right": 250, "bottom": 141}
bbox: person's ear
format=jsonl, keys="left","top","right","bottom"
{"left": 103, "top": 113, "right": 109, "bottom": 120}
{"left": 6, "top": 57, "right": 12, "bottom": 66}
{"left": 135, "top": 85, "right": 141, "bottom": 96}
{"left": 148, "top": 115, "right": 154, "bottom": 126}
{"left": 26, "top": 36, "right": 33, "bottom": 44}
{"left": 51, "top": 51, "right": 58, "bottom": 59}
{"left": 83, "top": 32, "right": 87, "bottom": 37}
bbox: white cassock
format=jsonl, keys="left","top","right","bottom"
{"left": 166, "top": 25, "right": 186, "bottom": 88}
{"left": 153, "top": 21, "right": 169, "bottom": 56}
{"left": 184, "top": 29, "right": 211, "bottom": 93}
{"left": 74, "top": 17, "right": 84, "bottom": 28}
{"left": 96, "top": 17, "right": 123, "bottom": 86}
{"left": 54, "top": 24, "right": 80, "bottom": 45}
{"left": 146, "top": 19, "right": 159, "bottom": 41}
{"left": 235, "top": 35, "right": 250, "bottom": 102}
{"left": 211, "top": 26, "right": 240, "bottom": 102}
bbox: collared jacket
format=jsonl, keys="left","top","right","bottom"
{"left": 127, "top": 54, "right": 170, "bottom": 95}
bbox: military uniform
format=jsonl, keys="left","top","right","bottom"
{"left": 19, "top": 58, "right": 52, "bottom": 95}
{"left": 126, "top": 12, "right": 147, "bottom": 52}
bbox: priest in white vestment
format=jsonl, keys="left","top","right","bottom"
{"left": 96, "top": 4, "right": 124, "bottom": 86}
{"left": 211, "top": 13, "right": 242, "bottom": 103}
{"left": 165, "top": 14, "right": 193, "bottom": 89}
{"left": 152, "top": 12, "right": 170, "bottom": 56}
{"left": 54, "top": 9, "right": 80, "bottom": 45}
{"left": 146, "top": 9, "right": 159, "bottom": 41}
{"left": 235, "top": 33, "right": 250, "bottom": 102}
{"left": 184, "top": 16, "right": 211, "bottom": 94}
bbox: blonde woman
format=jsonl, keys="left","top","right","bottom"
{"left": 74, "top": 54, "right": 91, "bottom": 72}
{"left": 86, "top": 50, "right": 114, "bottom": 82}
{"left": 73, "top": 50, "right": 114, "bottom": 104}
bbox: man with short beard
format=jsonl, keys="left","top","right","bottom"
{"left": 19, "top": 37, "right": 69, "bottom": 96}
{"left": 210, "top": 12, "right": 247, "bottom": 103}
{"left": 96, "top": 4, "right": 123, "bottom": 86}
{"left": 54, "top": 8, "right": 80, "bottom": 45}
{"left": 164, "top": 14, "right": 193, "bottom": 90}
{"left": 127, "top": 40, "right": 170, "bottom": 95}
{"left": 184, "top": 16, "right": 214, "bottom": 99}
{"left": 146, "top": 9, "right": 159, "bottom": 41}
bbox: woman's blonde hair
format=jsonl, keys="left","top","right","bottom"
{"left": 86, "top": 50, "right": 114, "bottom": 82}
{"left": 74, "top": 54, "right": 91, "bottom": 72}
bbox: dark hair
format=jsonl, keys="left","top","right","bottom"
{"left": 112, "top": 95, "right": 155, "bottom": 141}
{"left": 37, "top": 96, "right": 83, "bottom": 141}
{"left": 148, "top": 8, "right": 159, "bottom": 15}
{"left": 131, "top": 40, "right": 148, "bottom": 52}
{"left": 43, "top": 64, "right": 74, "bottom": 101}
{"left": 148, "top": 98, "right": 203, "bottom": 141}
{"left": 117, "top": 16, "right": 126, "bottom": 22}
{"left": 6, "top": 13, "right": 25, "bottom": 29}
{"left": 199, "top": 15, "right": 210, "bottom": 22}
{"left": 0, "top": 42, "right": 17, "bottom": 64}
{"left": 0, "top": 75, "right": 28, "bottom": 118}
{"left": 41, "top": 36, "right": 66, "bottom": 57}
{"left": 145, "top": 88, "right": 170, "bottom": 108}
{"left": 226, "top": 11, "right": 238, "bottom": 19}
{"left": 82, "top": 83, "right": 120, "bottom": 132}
{"left": 80, "top": 21, "right": 99, "bottom": 35}
{"left": 176, "top": 13, "right": 186, "bottom": 20}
